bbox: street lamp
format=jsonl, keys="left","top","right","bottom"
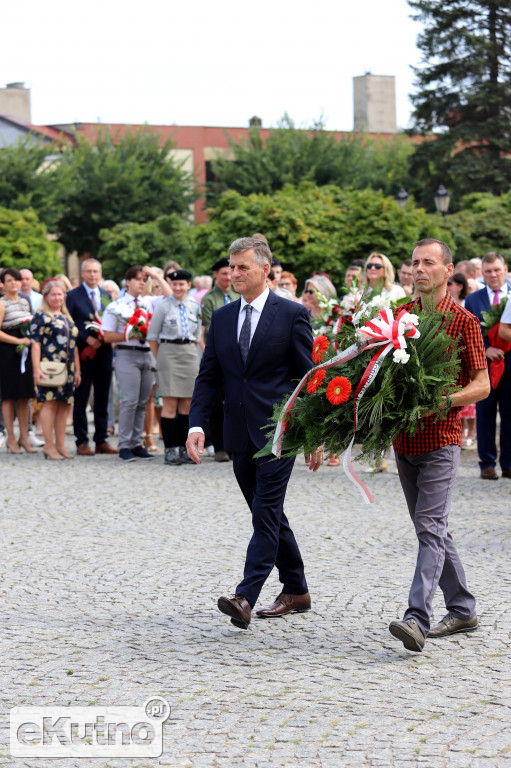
{"left": 394, "top": 188, "right": 409, "bottom": 208}
{"left": 434, "top": 184, "right": 450, "bottom": 216}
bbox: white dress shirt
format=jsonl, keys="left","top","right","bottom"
{"left": 237, "top": 286, "right": 270, "bottom": 342}
{"left": 486, "top": 284, "right": 509, "bottom": 306}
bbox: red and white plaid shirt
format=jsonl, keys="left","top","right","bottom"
{"left": 393, "top": 294, "right": 487, "bottom": 456}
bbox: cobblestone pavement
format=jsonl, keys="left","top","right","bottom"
{"left": 1, "top": 440, "right": 510, "bottom": 768}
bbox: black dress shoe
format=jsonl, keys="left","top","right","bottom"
{"left": 502, "top": 467, "right": 511, "bottom": 479}
{"left": 214, "top": 450, "right": 230, "bottom": 463}
{"left": 428, "top": 613, "right": 478, "bottom": 638}
{"left": 389, "top": 618, "right": 425, "bottom": 652}
{"left": 217, "top": 594, "right": 251, "bottom": 629}
{"left": 131, "top": 445, "right": 154, "bottom": 460}
{"left": 256, "top": 592, "right": 311, "bottom": 618}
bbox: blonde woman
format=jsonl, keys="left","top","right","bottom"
{"left": 31, "top": 280, "right": 81, "bottom": 460}
{"left": 364, "top": 253, "right": 406, "bottom": 300}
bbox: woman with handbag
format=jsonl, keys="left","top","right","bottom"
{"left": 31, "top": 280, "right": 81, "bottom": 460}
{"left": 0, "top": 268, "right": 36, "bottom": 454}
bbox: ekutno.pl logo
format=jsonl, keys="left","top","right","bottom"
{"left": 10, "top": 698, "right": 170, "bottom": 758}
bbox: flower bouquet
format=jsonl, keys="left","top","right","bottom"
{"left": 15, "top": 315, "right": 33, "bottom": 372}
{"left": 256, "top": 301, "right": 461, "bottom": 498}
{"left": 481, "top": 295, "right": 510, "bottom": 389}
{"left": 82, "top": 293, "right": 111, "bottom": 361}
{"left": 123, "top": 307, "right": 152, "bottom": 342}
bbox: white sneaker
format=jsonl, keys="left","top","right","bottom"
{"left": 28, "top": 429, "right": 44, "bottom": 447}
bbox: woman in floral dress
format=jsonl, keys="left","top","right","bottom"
{"left": 31, "top": 280, "right": 81, "bottom": 460}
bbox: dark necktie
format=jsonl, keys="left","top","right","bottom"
{"left": 90, "top": 290, "right": 98, "bottom": 312}
{"left": 239, "top": 305, "right": 253, "bottom": 364}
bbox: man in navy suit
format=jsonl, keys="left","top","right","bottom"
{"left": 186, "top": 237, "right": 323, "bottom": 629}
{"left": 66, "top": 258, "right": 117, "bottom": 456}
{"left": 465, "top": 251, "right": 511, "bottom": 479}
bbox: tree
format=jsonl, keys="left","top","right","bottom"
{"left": 194, "top": 184, "right": 441, "bottom": 288}
{"left": 57, "top": 127, "right": 196, "bottom": 257}
{"left": 0, "top": 208, "right": 62, "bottom": 279}
{"left": 209, "top": 115, "right": 413, "bottom": 205}
{"left": 436, "top": 191, "right": 511, "bottom": 262}
{"left": 408, "top": 0, "right": 511, "bottom": 204}
{"left": 0, "top": 136, "right": 67, "bottom": 230}
{"left": 97, "top": 214, "right": 196, "bottom": 283}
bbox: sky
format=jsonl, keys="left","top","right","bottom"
{"left": 2, "top": 0, "right": 423, "bottom": 132}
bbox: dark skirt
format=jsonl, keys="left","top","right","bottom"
{"left": 0, "top": 327, "right": 35, "bottom": 400}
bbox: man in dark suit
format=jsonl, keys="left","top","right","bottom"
{"left": 465, "top": 251, "right": 511, "bottom": 479}
{"left": 66, "top": 258, "right": 117, "bottom": 456}
{"left": 186, "top": 237, "right": 323, "bottom": 629}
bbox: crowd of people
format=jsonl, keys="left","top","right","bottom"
{"left": 1, "top": 245, "right": 510, "bottom": 480}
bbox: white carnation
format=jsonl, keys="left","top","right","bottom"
{"left": 393, "top": 348, "right": 410, "bottom": 364}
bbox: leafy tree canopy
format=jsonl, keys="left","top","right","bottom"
{"left": 0, "top": 136, "right": 67, "bottom": 230}
{"left": 0, "top": 207, "right": 62, "bottom": 279}
{"left": 97, "top": 214, "right": 196, "bottom": 283}
{"left": 57, "top": 127, "right": 197, "bottom": 258}
{"left": 209, "top": 114, "right": 413, "bottom": 205}
{"left": 408, "top": 0, "right": 511, "bottom": 203}
{"left": 195, "top": 184, "right": 441, "bottom": 289}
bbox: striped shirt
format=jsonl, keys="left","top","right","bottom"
{"left": 393, "top": 294, "right": 487, "bottom": 456}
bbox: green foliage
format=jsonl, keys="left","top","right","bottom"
{"left": 209, "top": 114, "right": 413, "bottom": 205}
{"left": 257, "top": 305, "right": 461, "bottom": 464}
{"left": 408, "top": 0, "right": 511, "bottom": 202}
{"left": 436, "top": 190, "right": 511, "bottom": 262}
{"left": 97, "top": 215, "right": 196, "bottom": 283}
{"left": 57, "top": 127, "right": 196, "bottom": 257}
{"left": 194, "top": 184, "right": 442, "bottom": 288}
{"left": 0, "top": 208, "right": 62, "bottom": 279}
{"left": 0, "top": 135, "right": 68, "bottom": 230}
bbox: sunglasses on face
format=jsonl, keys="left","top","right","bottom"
{"left": 366, "top": 263, "right": 384, "bottom": 270}
{"left": 303, "top": 289, "right": 315, "bottom": 294}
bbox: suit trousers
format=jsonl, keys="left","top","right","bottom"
{"left": 73, "top": 351, "right": 112, "bottom": 447}
{"left": 475, "top": 372, "right": 511, "bottom": 471}
{"left": 116, "top": 350, "right": 154, "bottom": 451}
{"left": 232, "top": 442, "right": 308, "bottom": 608}
{"left": 395, "top": 445, "right": 476, "bottom": 637}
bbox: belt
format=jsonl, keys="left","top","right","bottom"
{"left": 117, "top": 345, "right": 150, "bottom": 352}
{"left": 160, "top": 339, "right": 192, "bottom": 344}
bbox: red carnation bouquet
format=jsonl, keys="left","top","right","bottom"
{"left": 124, "top": 308, "right": 152, "bottom": 343}
{"left": 481, "top": 296, "right": 511, "bottom": 389}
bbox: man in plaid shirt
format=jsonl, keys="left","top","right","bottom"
{"left": 389, "top": 239, "right": 490, "bottom": 653}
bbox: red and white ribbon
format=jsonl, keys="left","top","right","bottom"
{"left": 272, "top": 308, "right": 420, "bottom": 504}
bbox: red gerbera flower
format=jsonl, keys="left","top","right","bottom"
{"left": 306, "top": 369, "right": 326, "bottom": 394}
{"left": 326, "top": 376, "right": 352, "bottom": 405}
{"left": 312, "top": 335, "right": 329, "bottom": 364}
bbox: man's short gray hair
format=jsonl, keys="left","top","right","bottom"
{"left": 81, "top": 257, "right": 102, "bottom": 273}
{"left": 229, "top": 237, "right": 273, "bottom": 267}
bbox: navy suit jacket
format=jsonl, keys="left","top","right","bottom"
{"left": 66, "top": 284, "right": 113, "bottom": 358}
{"left": 465, "top": 287, "right": 511, "bottom": 374}
{"left": 189, "top": 292, "right": 314, "bottom": 452}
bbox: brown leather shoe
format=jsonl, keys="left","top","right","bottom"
{"left": 427, "top": 613, "right": 478, "bottom": 638}
{"left": 76, "top": 443, "right": 94, "bottom": 456}
{"left": 480, "top": 467, "right": 498, "bottom": 480}
{"left": 256, "top": 592, "right": 311, "bottom": 618}
{"left": 389, "top": 618, "right": 425, "bottom": 652}
{"left": 217, "top": 595, "right": 251, "bottom": 629}
{"left": 95, "top": 442, "right": 119, "bottom": 455}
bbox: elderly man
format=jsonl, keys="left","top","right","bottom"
{"left": 389, "top": 238, "right": 489, "bottom": 653}
{"left": 465, "top": 252, "right": 511, "bottom": 479}
{"left": 20, "top": 269, "right": 42, "bottom": 312}
{"left": 66, "top": 258, "right": 117, "bottom": 456}
{"left": 187, "top": 237, "right": 323, "bottom": 630}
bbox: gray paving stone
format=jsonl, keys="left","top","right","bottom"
{"left": 1, "top": 441, "right": 510, "bottom": 768}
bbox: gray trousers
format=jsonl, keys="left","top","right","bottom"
{"left": 116, "top": 350, "right": 154, "bottom": 451}
{"left": 395, "top": 445, "right": 476, "bottom": 637}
